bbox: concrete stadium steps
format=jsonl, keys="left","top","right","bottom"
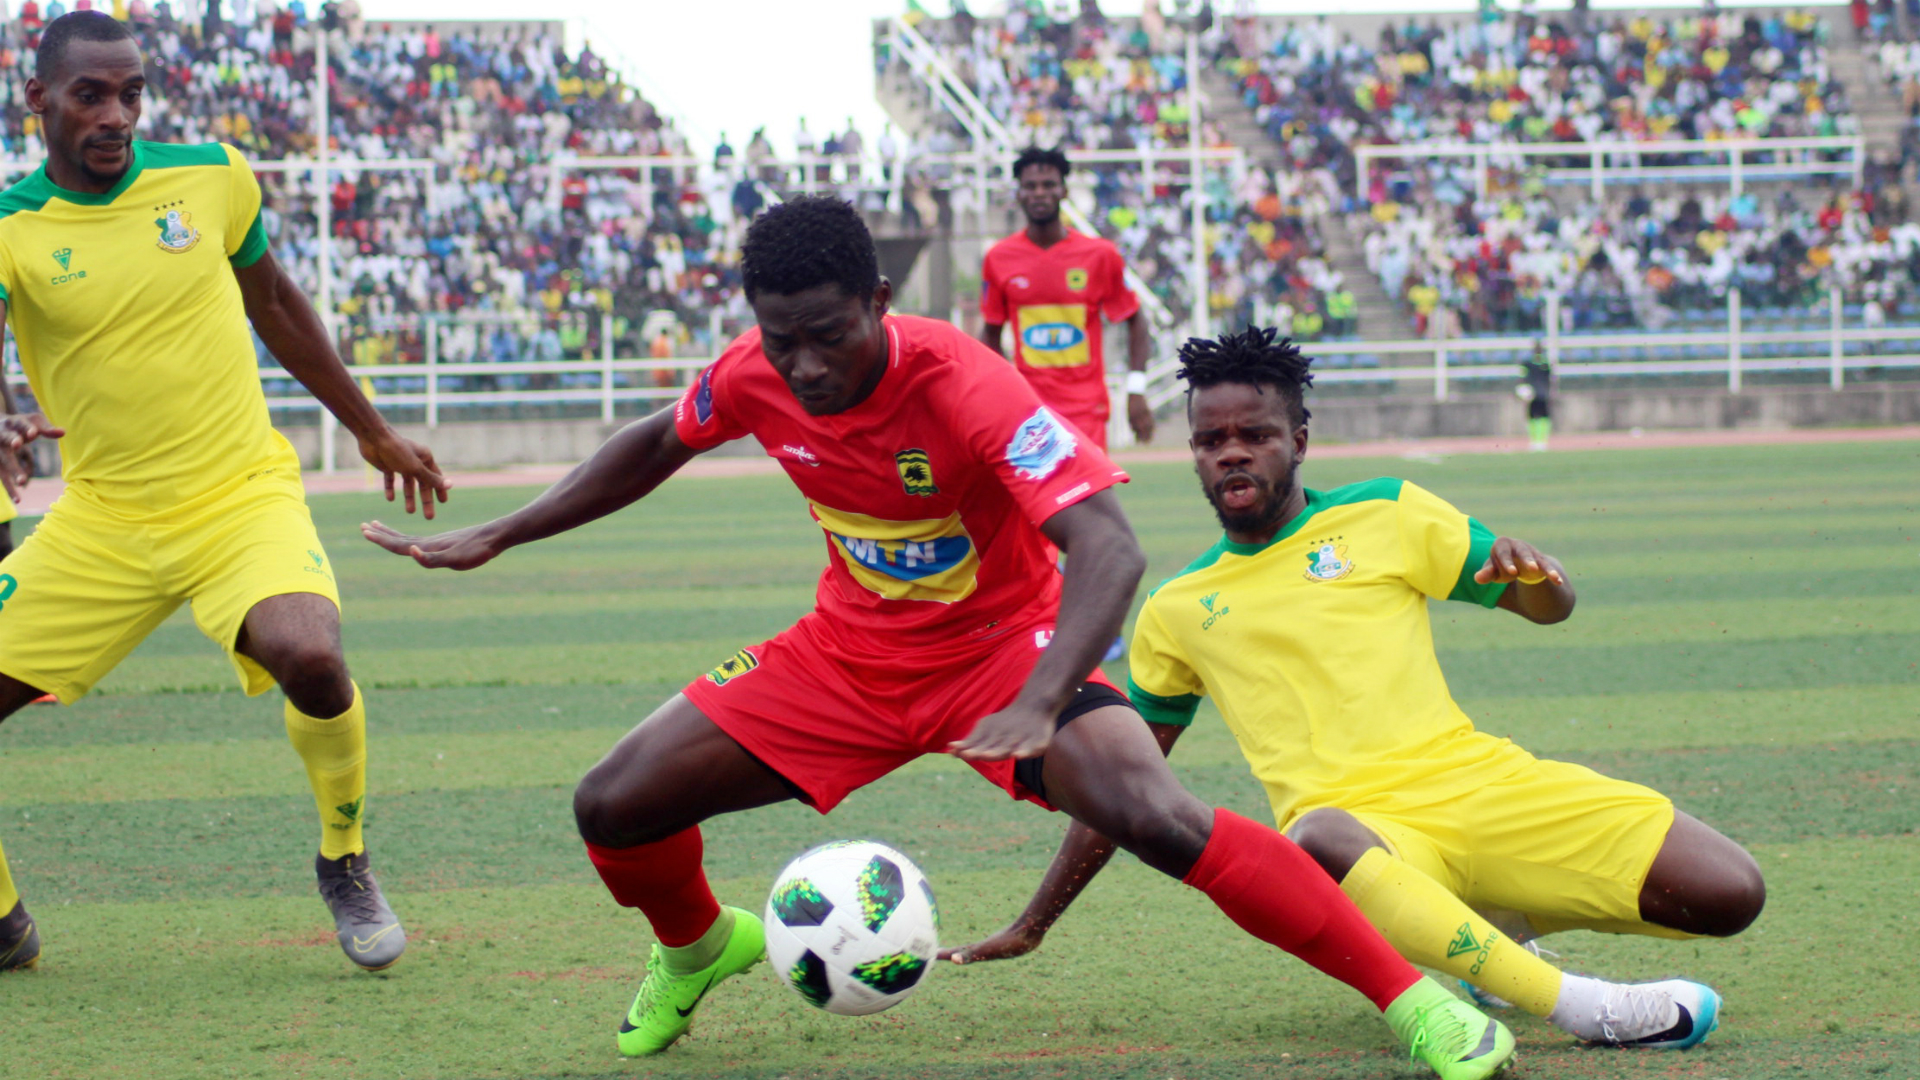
{"left": 1323, "top": 220, "right": 1419, "bottom": 340}
{"left": 1831, "top": 37, "right": 1912, "bottom": 191}
{"left": 1198, "top": 67, "right": 1281, "bottom": 171}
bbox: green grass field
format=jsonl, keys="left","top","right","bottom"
{"left": 1, "top": 438, "right": 1915, "bottom": 1080}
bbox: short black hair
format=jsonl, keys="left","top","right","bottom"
{"left": 1012, "top": 145, "right": 1071, "bottom": 182}
{"left": 36, "top": 11, "right": 138, "bottom": 81}
{"left": 1176, "top": 325, "right": 1314, "bottom": 425}
{"left": 740, "top": 195, "right": 881, "bottom": 301}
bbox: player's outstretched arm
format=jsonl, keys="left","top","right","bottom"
{"left": 1477, "top": 535, "right": 1576, "bottom": 624}
{"left": 361, "top": 408, "right": 699, "bottom": 572}
{"left": 0, "top": 298, "right": 62, "bottom": 503}
{"left": 233, "top": 251, "right": 451, "bottom": 519}
{"left": 950, "top": 489, "right": 1145, "bottom": 761}
{"left": 942, "top": 721, "right": 1185, "bottom": 965}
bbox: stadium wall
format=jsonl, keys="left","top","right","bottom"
{"left": 275, "top": 385, "right": 1920, "bottom": 471}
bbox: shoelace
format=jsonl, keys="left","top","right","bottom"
{"left": 319, "top": 863, "right": 387, "bottom": 924}
{"left": 631, "top": 945, "right": 675, "bottom": 1016}
{"left": 1598, "top": 984, "right": 1676, "bottom": 1044}
{"left": 1406, "top": 1002, "right": 1473, "bottom": 1064}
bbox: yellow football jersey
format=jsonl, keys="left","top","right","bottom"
{"left": 0, "top": 141, "right": 285, "bottom": 509}
{"left": 1128, "top": 478, "right": 1535, "bottom": 827}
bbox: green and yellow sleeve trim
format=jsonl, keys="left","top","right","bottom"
{"left": 1127, "top": 678, "right": 1201, "bottom": 727}
{"left": 230, "top": 212, "right": 269, "bottom": 268}
{"left": 1447, "top": 516, "right": 1508, "bottom": 608}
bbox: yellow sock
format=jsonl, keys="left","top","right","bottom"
{"left": 0, "top": 837, "right": 18, "bottom": 912}
{"left": 1341, "top": 847, "right": 1563, "bottom": 1017}
{"left": 285, "top": 682, "right": 368, "bottom": 861}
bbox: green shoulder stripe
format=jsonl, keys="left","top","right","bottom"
{"left": 1316, "top": 476, "right": 1405, "bottom": 508}
{"left": 1201, "top": 477, "right": 1410, "bottom": 561}
{"left": 138, "top": 141, "right": 232, "bottom": 170}
{"left": 230, "top": 212, "right": 269, "bottom": 268}
{"left": 1127, "top": 677, "right": 1201, "bottom": 727}
{"left": 1447, "top": 516, "right": 1508, "bottom": 608}
{"left": 0, "top": 172, "right": 56, "bottom": 221}
{"left": 1147, "top": 537, "right": 1233, "bottom": 597}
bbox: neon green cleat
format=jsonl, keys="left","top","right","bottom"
{"left": 616, "top": 906, "right": 766, "bottom": 1057}
{"left": 1386, "top": 978, "right": 1517, "bottom": 1080}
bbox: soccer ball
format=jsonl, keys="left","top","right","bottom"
{"left": 763, "top": 840, "right": 939, "bottom": 1016}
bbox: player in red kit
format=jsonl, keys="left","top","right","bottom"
{"left": 362, "top": 197, "right": 1512, "bottom": 1079}
{"left": 982, "top": 146, "right": 1153, "bottom": 449}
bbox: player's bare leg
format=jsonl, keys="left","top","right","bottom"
{"left": 0, "top": 672, "right": 50, "bottom": 970}
{"left": 1037, "top": 707, "right": 1514, "bottom": 1079}
{"left": 237, "top": 592, "right": 402, "bottom": 970}
{"left": 1637, "top": 811, "right": 1765, "bottom": 937}
{"left": 1289, "top": 806, "right": 1725, "bottom": 1048}
{"left": 573, "top": 694, "right": 797, "bottom": 1055}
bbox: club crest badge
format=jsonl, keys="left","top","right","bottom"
{"left": 894, "top": 448, "right": 938, "bottom": 496}
{"left": 705, "top": 648, "right": 760, "bottom": 687}
{"left": 154, "top": 209, "right": 201, "bottom": 253}
{"left": 1303, "top": 542, "right": 1355, "bottom": 582}
{"left": 1065, "top": 267, "right": 1089, "bottom": 290}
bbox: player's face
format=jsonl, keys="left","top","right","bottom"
{"left": 753, "top": 280, "right": 894, "bottom": 416}
{"left": 1189, "top": 381, "right": 1308, "bottom": 540}
{"left": 1016, "top": 164, "right": 1065, "bottom": 226}
{"left": 27, "top": 39, "right": 146, "bottom": 188}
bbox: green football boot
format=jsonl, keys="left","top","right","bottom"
{"left": 1386, "top": 977, "right": 1517, "bottom": 1080}
{"left": 0, "top": 900, "right": 39, "bottom": 972}
{"left": 616, "top": 906, "right": 766, "bottom": 1057}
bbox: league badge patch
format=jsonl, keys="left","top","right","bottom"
{"left": 1005, "top": 407, "right": 1077, "bottom": 481}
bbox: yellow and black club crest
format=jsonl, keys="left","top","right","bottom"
{"left": 705, "top": 648, "right": 760, "bottom": 687}
{"left": 895, "top": 448, "right": 938, "bottom": 497}
{"left": 1065, "top": 267, "right": 1089, "bottom": 291}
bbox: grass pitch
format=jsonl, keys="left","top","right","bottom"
{"left": 1, "top": 437, "right": 1915, "bottom": 1079}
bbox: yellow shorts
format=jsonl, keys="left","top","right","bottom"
{"left": 0, "top": 459, "right": 339, "bottom": 703}
{"left": 1287, "top": 758, "right": 1675, "bottom": 927}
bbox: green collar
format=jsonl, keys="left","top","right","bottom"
{"left": 39, "top": 142, "right": 145, "bottom": 206}
{"left": 1216, "top": 486, "right": 1328, "bottom": 558}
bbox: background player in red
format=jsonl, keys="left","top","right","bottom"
{"left": 982, "top": 145, "right": 1153, "bottom": 449}
{"left": 362, "top": 197, "right": 1512, "bottom": 1080}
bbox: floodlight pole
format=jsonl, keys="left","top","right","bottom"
{"left": 1185, "top": 21, "right": 1208, "bottom": 341}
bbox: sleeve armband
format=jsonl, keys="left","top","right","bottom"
{"left": 1127, "top": 678, "right": 1201, "bottom": 727}
{"left": 1446, "top": 516, "right": 1508, "bottom": 608}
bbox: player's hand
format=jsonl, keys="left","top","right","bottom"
{"left": 360, "top": 519, "right": 502, "bottom": 571}
{"left": 1474, "top": 536, "right": 1566, "bottom": 586}
{"left": 949, "top": 699, "right": 1056, "bottom": 762}
{"left": 0, "top": 413, "right": 61, "bottom": 502}
{"left": 1127, "top": 393, "right": 1154, "bottom": 445}
{"left": 939, "top": 919, "right": 1045, "bottom": 965}
{"left": 358, "top": 432, "right": 452, "bottom": 520}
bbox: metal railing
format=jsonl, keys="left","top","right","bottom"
{"left": 1354, "top": 135, "right": 1868, "bottom": 200}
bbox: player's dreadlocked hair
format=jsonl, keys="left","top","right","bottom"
{"left": 1175, "top": 325, "right": 1314, "bottom": 425}
{"left": 36, "top": 11, "right": 137, "bottom": 80}
{"left": 740, "top": 195, "right": 882, "bottom": 301}
{"left": 1012, "top": 145, "right": 1072, "bottom": 182}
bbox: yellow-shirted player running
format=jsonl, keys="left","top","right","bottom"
{"left": 944, "top": 327, "right": 1768, "bottom": 1051}
{"left": 0, "top": 13, "right": 449, "bottom": 976}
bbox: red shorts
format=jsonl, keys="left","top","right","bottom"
{"left": 682, "top": 613, "right": 1118, "bottom": 813}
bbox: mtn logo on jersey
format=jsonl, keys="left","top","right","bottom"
{"left": 705, "top": 647, "right": 760, "bottom": 687}
{"left": 1304, "top": 541, "right": 1355, "bottom": 582}
{"left": 1014, "top": 304, "right": 1092, "bottom": 368}
{"left": 154, "top": 207, "right": 201, "bottom": 253}
{"left": 1006, "top": 407, "right": 1077, "bottom": 481}
{"left": 813, "top": 502, "right": 980, "bottom": 604}
{"left": 895, "top": 448, "right": 938, "bottom": 496}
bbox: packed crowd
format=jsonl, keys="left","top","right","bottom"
{"left": 1357, "top": 161, "right": 1920, "bottom": 336}
{"left": 0, "top": 5, "right": 750, "bottom": 369}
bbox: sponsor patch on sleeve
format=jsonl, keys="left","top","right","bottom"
{"left": 1006, "top": 406, "right": 1078, "bottom": 481}
{"left": 693, "top": 367, "right": 716, "bottom": 425}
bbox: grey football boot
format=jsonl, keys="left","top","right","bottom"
{"left": 0, "top": 900, "right": 40, "bottom": 971}
{"left": 316, "top": 851, "right": 407, "bottom": 971}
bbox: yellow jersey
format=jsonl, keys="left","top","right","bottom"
{"left": 0, "top": 141, "right": 285, "bottom": 510}
{"left": 1127, "top": 478, "right": 1535, "bottom": 826}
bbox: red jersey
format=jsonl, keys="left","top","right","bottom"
{"left": 980, "top": 229, "right": 1140, "bottom": 447}
{"left": 674, "top": 315, "right": 1129, "bottom": 656}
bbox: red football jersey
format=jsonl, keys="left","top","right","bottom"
{"left": 674, "top": 315, "right": 1129, "bottom": 656}
{"left": 980, "top": 229, "right": 1140, "bottom": 447}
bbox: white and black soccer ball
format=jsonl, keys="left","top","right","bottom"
{"left": 763, "top": 840, "right": 939, "bottom": 1016}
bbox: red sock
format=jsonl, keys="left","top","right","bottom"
{"left": 584, "top": 828, "right": 722, "bottom": 948}
{"left": 1183, "top": 808, "right": 1421, "bottom": 1011}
